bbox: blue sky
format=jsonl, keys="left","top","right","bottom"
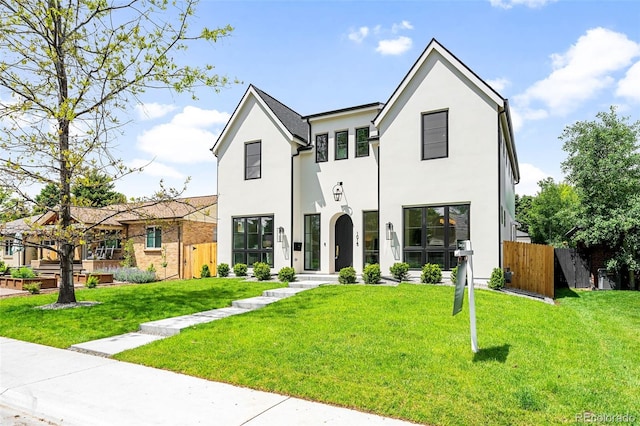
{"left": 114, "top": 0, "right": 640, "bottom": 198}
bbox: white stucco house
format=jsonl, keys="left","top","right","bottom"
{"left": 211, "top": 38, "right": 520, "bottom": 280}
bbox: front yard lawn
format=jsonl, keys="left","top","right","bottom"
{"left": 0, "top": 278, "right": 282, "bottom": 348}
{"left": 116, "top": 285, "right": 640, "bottom": 426}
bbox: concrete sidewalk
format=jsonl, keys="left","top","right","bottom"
{"left": 0, "top": 338, "right": 418, "bottom": 426}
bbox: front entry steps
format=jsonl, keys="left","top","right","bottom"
{"left": 69, "top": 281, "right": 326, "bottom": 357}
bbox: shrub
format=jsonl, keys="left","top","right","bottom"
{"left": 390, "top": 262, "right": 410, "bottom": 281}
{"left": 338, "top": 266, "right": 357, "bottom": 284}
{"left": 0, "top": 260, "right": 6, "bottom": 274}
{"left": 85, "top": 275, "right": 100, "bottom": 289}
{"left": 97, "top": 267, "right": 157, "bottom": 284}
{"left": 363, "top": 264, "right": 381, "bottom": 284}
{"left": 253, "top": 262, "right": 271, "bottom": 281}
{"left": 277, "top": 267, "right": 296, "bottom": 283}
{"left": 488, "top": 267, "right": 505, "bottom": 290}
{"left": 146, "top": 263, "right": 156, "bottom": 273}
{"left": 450, "top": 266, "right": 458, "bottom": 284}
{"left": 11, "top": 266, "right": 36, "bottom": 279}
{"left": 217, "top": 263, "right": 230, "bottom": 277}
{"left": 200, "top": 264, "right": 211, "bottom": 278}
{"left": 23, "top": 282, "right": 41, "bottom": 294}
{"left": 120, "top": 239, "right": 135, "bottom": 267}
{"left": 421, "top": 263, "right": 442, "bottom": 284}
{"left": 233, "top": 263, "right": 248, "bottom": 277}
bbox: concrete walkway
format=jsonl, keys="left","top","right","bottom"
{"left": 0, "top": 338, "right": 418, "bottom": 426}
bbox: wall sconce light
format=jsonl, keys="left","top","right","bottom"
{"left": 332, "top": 182, "right": 343, "bottom": 202}
{"left": 277, "top": 226, "right": 284, "bottom": 243}
{"left": 386, "top": 222, "right": 394, "bottom": 240}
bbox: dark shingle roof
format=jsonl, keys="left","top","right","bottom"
{"left": 252, "top": 86, "right": 309, "bottom": 143}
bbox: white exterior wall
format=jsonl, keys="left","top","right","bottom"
{"left": 295, "top": 109, "right": 379, "bottom": 274}
{"left": 215, "top": 94, "right": 294, "bottom": 271}
{"left": 378, "top": 52, "right": 501, "bottom": 280}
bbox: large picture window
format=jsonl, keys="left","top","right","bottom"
{"left": 335, "top": 130, "right": 348, "bottom": 160}
{"left": 232, "top": 216, "right": 274, "bottom": 266}
{"left": 363, "top": 211, "right": 379, "bottom": 265}
{"left": 146, "top": 226, "right": 162, "bottom": 249}
{"left": 356, "top": 127, "right": 370, "bottom": 157}
{"left": 403, "top": 204, "right": 469, "bottom": 270}
{"left": 304, "top": 214, "right": 320, "bottom": 270}
{"left": 422, "top": 110, "right": 448, "bottom": 160}
{"left": 245, "top": 141, "right": 261, "bottom": 180}
{"left": 316, "top": 134, "right": 328, "bottom": 163}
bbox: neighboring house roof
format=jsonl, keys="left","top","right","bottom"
{"left": 0, "top": 214, "right": 44, "bottom": 235}
{"left": 372, "top": 38, "right": 520, "bottom": 183}
{"left": 116, "top": 195, "right": 218, "bottom": 223}
{"left": 212, "top": 86, "right": 308, "bottom": 155}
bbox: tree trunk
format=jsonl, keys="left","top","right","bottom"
{"left": 56, "top": 242, "right": 76, "bottom": 304}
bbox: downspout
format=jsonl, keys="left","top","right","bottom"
{"left": 291, "top": 121, "right": 314, "bottom": 267}
{"left": 178, "top": 223, "right": 182, "bottom": 279}
{"left": 498, "top": 108, "right": 507, "bottom": 269}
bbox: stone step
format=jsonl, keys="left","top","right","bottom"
{"left": 288, "top": 281, "right": 323, "bottom": 289}
{"left": 139, "top": 307, "right": 251, "bottom": 336}
{"left": 263, "top": 287, "right": 309, "bottom": 298}
{"left": 70, "top": 332, "right": 167, "bottom": 357}
{"left": 232, "top": 296, "right": 281, "bottom": 310}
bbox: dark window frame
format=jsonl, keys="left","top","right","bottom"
{"left": 402, "top": 204, "right": 470, "bottom": 270}
{"left": 315, "top": 133, "right": 328, "bottom": 163}
{"left": 334, "top": 130, "right": 348, "bottom": 160}
{"left": 363, "top": 210, "right": 379, "bottom": 266}
{"left": 232, "top": 215, "right": 274, "bottom": 267}
{"left": 304, "top": 214, "right": 321, "bottom": 271}
{"left": 421, "top": 110, "right": 448, "bottom": 160}
{"left": 244, "top": 140, "right": 262, "bottom": 180}
{"left": 355, "top": 127, "right": 370, "bottom": 158}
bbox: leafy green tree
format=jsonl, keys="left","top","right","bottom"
{"left": 33, "top": 183, "right": 61, "bottom": 214}
{"left": 515, "top": 194, "right": 534, "bottom": 234}
{"left": 72, "top": 170, "right": 126, "bottom": 207}
{"left": 527, "top": 178, "right": 579, "bottom": 246}
{"left": 561, "top": 107, "right": 640, "bottom": 289}
{"left": 0, "top": 187, "right": 31, "bottom": 221}
{"left": 0, "top": 1, "right": 233, "bottom": 304}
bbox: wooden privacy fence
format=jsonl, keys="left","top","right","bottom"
{"left": 183, "top": 242, "right": 217, "bottom": 279}
{"left": 503, "top": 241, "right": 555, "bottom": 298}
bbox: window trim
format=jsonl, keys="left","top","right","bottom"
{"left": 362, "top": 210, "right": 379, "bottom": 267}
{"left": 244, "top": 140, "right": 262, "bottom": 180}
{"left": 355, "top": 127, "right": 370, "bottom": 158}
{"left": 304, "top": 214, "right": 321, "bottom": 271}
{"left": 315, "top": 133, "right": 328, "bottom": 163}
{"left": 421, "top": 110, "right": 448, "bottom": 160}
{"left": 231, "top": 215, "right": 275, "bottom": 267}
{"left": 145, "top": 226, "right": 162, "bottom": 250}
{"left": 334, "top": 130, "right": 348, "bottom": 161}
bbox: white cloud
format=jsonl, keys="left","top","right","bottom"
{"left": 376, "top": 36, "right": 413, "bottom": 56}
{"left": 513, "top": 27, "right": 640, "bottom": 126}
{"left": 135, "top": 103, "right": 178, "bottom": 121}
{"left": 509, "top": 106, "right": 548, "bottom": 132}
{"left": 136, "top": 106, "right": 229, "bottom": 164}
{"left": 516, "top": 163, "right": 554, "bottom": 196}
{"left": 489, "top": 0, "right": 557, "bottom": 9}
{"left": 391, "top": 21, "right": 413, "bottom": 33}
{"left": 616, "top": 60, "right": 640, "bottom": 102}
{"left": 486, "top": 77, "right": 511, "bottom": 93}
{"left": 348, "top": 26, "right": 369, "bottom": 43}
{"left": 127, "top": 159, "right": 185, "bottom": 179}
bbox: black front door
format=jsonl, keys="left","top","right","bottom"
{"left": 335, "top": 215, "right": 353, "bottom": 271}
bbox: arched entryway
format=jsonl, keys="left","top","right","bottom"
{"left": 334, "top": 214, "right": 353, "bottom": 271}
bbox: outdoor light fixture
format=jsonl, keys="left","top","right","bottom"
{"left": 277, "top": 226, "right": 284, "bottom": 243}
{"left": 332, "top": 182, "right": 344, "bottom": 202}
{"left": 386, "top": 222, "right": 394, "bottom": 240}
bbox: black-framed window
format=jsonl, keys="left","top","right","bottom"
{"left": 422, "top": 110, "right": 448, "bottom": 160}
{"left": 335, "top": 130, "right": 348, "bottom": 160}
{"left": 363, "top": 211, "right": 379, "bottom": 265}
{"left": 245, "top": 141, "right": 261, "bottom": 180}
{"left": 146, "top": 226, "right": 162, "bottom": 249}
{"left": 356, "top": 127, "right": 370, "bottom": 157}
{"left": 304, "top": 214, "right": 320, "bottom": 270}
{"left": 232, "top": 216, "right": 274, "bottom": 266}
{"left": 403, "top": 204, "right": 469, "bottom": 270}
{"left": 316, "top": 134, "right": 328, "bottom": 163}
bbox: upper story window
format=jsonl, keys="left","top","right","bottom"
{"left": 422, "top": 110, "right": 448, "bottom": 160}
{"left": 4, "top": 239, "right": 14, "bottom": 256}
{"left": 245, "top": 141, "right": 261, "bottom": 180}
{"left": 146, "top": 226, "right": 162, "bottom": 249}
{"left": 316, "top": 134, "right": 328, "bottom": 163}
{"left": 335, "top": 130, "right": 348, "bottom": 160}
{"left": 356, "top": 127, "right": 370, "bottom": 157}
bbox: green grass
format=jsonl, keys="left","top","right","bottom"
{"left": 114, "top": 285, "right": 640, "bottom": 426}
{"left": 0, "top": 278, "right": 282, "bottom": 348}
